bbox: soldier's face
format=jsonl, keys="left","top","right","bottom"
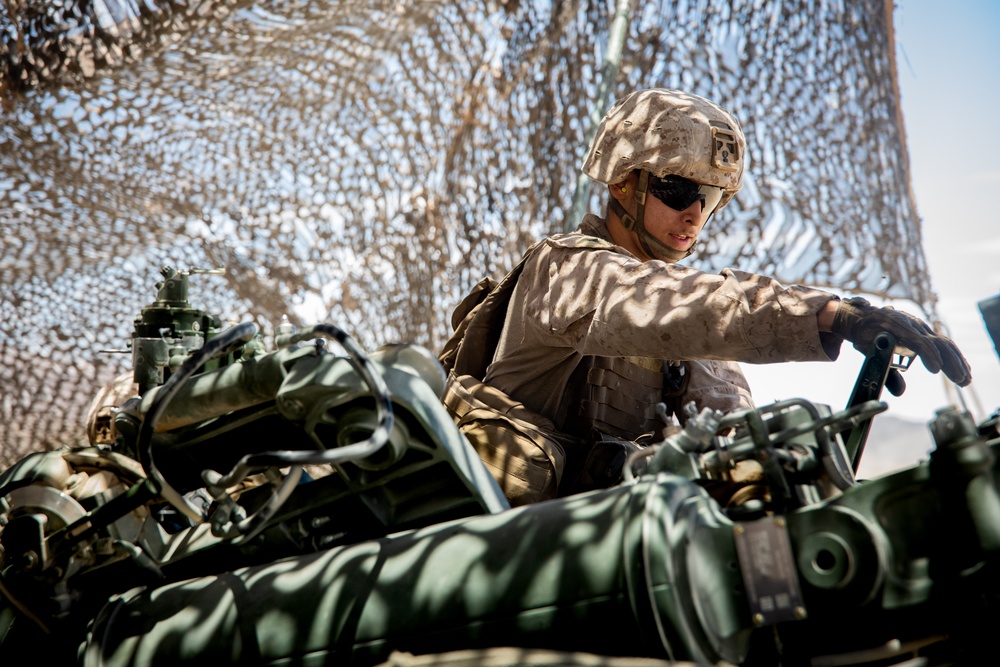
{"left": 641, "top": 194, "right": 708, "bottom": 259}
{"left": 608, "top": 171, "right": 712, "bottom": 263}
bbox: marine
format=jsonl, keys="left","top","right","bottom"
{"left": 441, "top": 88, "right": 971, "bottom": 506}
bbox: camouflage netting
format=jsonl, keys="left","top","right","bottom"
{"left": 0, "top": 0, "right": 931, "bottom": 466}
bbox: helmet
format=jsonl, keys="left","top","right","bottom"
{"left": 581, "top": 89, "right": 745, "bottom": 212}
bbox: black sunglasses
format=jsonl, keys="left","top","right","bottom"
{"left": 648, "top": 175, "right": 724, "bottom": 214}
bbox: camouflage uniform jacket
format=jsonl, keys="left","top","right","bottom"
{"left": 483, "top": 214, "right": 842, "bottom": 434}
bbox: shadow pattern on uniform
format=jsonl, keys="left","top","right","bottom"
{"left": 0, "top": 0, "right": 928, "bottom": 464}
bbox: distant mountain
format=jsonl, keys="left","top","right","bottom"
{"left": 856, "top": 414, "right": 935, "bottom": 479}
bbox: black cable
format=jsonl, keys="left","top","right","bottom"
{"left": 136, "top": 322, "right": 258, "bottom": 522}
{"left": 206, "top": 323, "right": 395, "bottom": 540}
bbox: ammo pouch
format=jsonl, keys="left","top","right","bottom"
{"left": 443, "top": 373, "right": 569, "bottom": 507}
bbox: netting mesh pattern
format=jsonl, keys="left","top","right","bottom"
{"left": 0, "top": 0, "right": 929, "bottom": 465}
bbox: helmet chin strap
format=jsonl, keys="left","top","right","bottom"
{"left": 608, "top": 171, "right": 698, "bottom": 262}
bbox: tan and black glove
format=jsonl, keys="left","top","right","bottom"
{"left": 830, "top": 297, "right": 972, "bottom": 387}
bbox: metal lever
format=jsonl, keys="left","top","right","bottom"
{"left": 843, "top": 331, "right": 901, "bottom": 471}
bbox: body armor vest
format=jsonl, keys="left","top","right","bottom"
{"left": 439, "top": 232, "right": 693, "bottom": 500}
{"left": 441, "top": 233, "right": 690, "bottom": 445}
{"left": 556, "top": 356, "right": 688, "bottom": 441}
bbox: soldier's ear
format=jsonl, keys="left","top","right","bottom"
{"left": 610, "top": 173, "right": 635, "bottom": 204}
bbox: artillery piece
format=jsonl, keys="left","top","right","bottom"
{"left": 1, "top": 268, "right": 998, "bottom": 666}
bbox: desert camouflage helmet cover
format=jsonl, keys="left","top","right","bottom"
{"left": 582, "top": 89, "right": 746, "bottom": 210}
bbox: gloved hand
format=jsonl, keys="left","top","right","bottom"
{"left": 830, "top": 297, "right": 972, "bottom": 387}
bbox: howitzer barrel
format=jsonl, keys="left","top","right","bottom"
{"left": 82, "top": 475, "right": 749, "bottom": 666}
{"left": 135, "top": 349, "right": 298, "bottom": 432}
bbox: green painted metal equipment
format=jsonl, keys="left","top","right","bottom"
{"left": 1, "top": 268, "right": 999, "bottom": 666}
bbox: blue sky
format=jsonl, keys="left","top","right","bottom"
{"left": 742, "top": 0, "right": 1000, "bottom": 429}
{"left": 895, "top": 0, "right": 1000, "bottom": 417}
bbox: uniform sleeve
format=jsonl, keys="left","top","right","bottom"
{"left": 682, "top": 360, "right": 755, "bottom": 415}
{"left": 520, "top": 241, "right": 841, "bottom": 364}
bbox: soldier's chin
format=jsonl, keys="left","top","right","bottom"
{"left": 648, "top": 241, "right": 688, "bottom": 263}
{"left": 667, "top": 234, "right": 695, "bottom": 250}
